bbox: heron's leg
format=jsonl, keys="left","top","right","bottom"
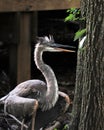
{"left": 59, "top": 91, "right": 71, "bottom": 112}
{"left": 4, "top": 100, "right": 8, "bottom": 115}
{"left": 21, "top": 119, "right": 25, "bottom": 130}
{"left": 31, "top": 100, "right": 39, "bottom": 130}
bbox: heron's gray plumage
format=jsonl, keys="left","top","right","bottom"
{"left": 1, "top": 36, "right": 59, "bottom": 111}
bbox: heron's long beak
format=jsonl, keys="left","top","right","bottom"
{"left": 51, "top": 43, "right": 76, "bottom": 52}
{"left": 55, "top": 48, "right": 75, "bottom": 52}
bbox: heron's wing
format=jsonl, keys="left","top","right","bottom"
{"left": 9, "top": 80, "right": 47, "bottom": 99}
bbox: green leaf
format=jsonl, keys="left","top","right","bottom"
{"left": 65, "top": 14, "right": 75, "bottom": 22}
{"left": 62, "top": 124, "right": 69, "bottom": 130}
{"left": 66, "top": 9, "right": 70, "bottom": 13}
{"left": 74, "top": 29, "right": 86, "bottom": 41}
{"left": 70, "top": 8, "right": 76, "bottom": 12}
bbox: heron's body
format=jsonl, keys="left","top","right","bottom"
{"left": 0, "top": 36, "right": 74, "bottom": 130}
{"left": 7, "top": 79, "right": 57, "bottom": 111}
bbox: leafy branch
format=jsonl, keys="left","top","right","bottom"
{"left": 65, "top": 8, "right": 85, "bottom": 22}
{"left": 65, "top": 8, "right": 86, "bottom": 41}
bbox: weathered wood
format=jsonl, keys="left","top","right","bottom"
{"left": 17, "top": 13, "right": 31, "bottom": 83}
{"left": 0, "top": 0, "right": 80, "bottom": 12}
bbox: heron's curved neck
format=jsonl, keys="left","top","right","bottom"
{"left": 34, "top": 44, "right": 59, "bottom": 107}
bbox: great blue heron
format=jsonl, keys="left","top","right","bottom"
{"left": 0, "top": 36, "right": 75, "bottom": 130}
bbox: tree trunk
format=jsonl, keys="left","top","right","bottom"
{"left": 68, "top": 0, "right": 104, "bottom": 130}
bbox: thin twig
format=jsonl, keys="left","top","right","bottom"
{"left": 4, "top": 117, "right": 15, "bottom": 130}
{"left": 7, "top": 114, "right": 28, "bottom": 129}
{"left": 44, "top": 121, "right": 61, "bottom": 130}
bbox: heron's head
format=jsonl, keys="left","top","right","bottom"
{"left": 36, "top": 36, "right": 75, "bottom": 53}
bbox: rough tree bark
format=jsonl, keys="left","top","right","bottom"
{"left": 68, "top": 0, "right": 104, "bottom": 130}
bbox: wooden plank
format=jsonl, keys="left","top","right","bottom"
{"left": 9, "top": 44, "right": 17, "bottom": 87}
{"left": 17, "top": 13, "right": 31, "bottom": 83}
{"left": 31, "top": 12, "right": 38, "bottom": 42}
{"left": 0, "top": 0, "right": 80, "bottom": 12}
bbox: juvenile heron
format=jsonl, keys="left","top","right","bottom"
{"left": 0, "top": 36, "right": 75, "bottom": 130}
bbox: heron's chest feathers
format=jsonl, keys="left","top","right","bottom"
{"left": 39, "top": 89, "right": 59, "bottom": 111}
